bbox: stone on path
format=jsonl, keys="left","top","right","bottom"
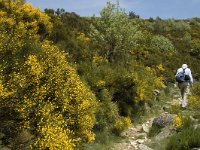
{"left": 121, "top": 128, "right": 138, "bottom": 137}
{"left": 138, "top": 144, "right": 153, "bottom": 150}
{"left": 142, "top": 123, "right": 150, "bottom": 133}
{"left": 155, "top": 126, "right": 175, "bottom": 141}
{"left": 152, "top": 114, "right": 175, "bottom": 128}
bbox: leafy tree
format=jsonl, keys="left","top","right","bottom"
{"left": 151, "top": 35, "right": 175, "bottom": 52}
{"left": 44, "top": 8, "right": 55, "bottom": 16}
{"left": 129, "top": 11, "right": 139, "bottom": 19}
{"left": 89, "top": 1, "right": 138, "bottom": 63}
{"left": 55, "top": 8, "right": 65, "bottom": 16}
{"left": 190, "top": 39, "right": 200, "bottom": 59}
{"left": 44, "top": 8, "right": 92, "bottom": 63}
{"left": 172, "top": 20, "right": 190, "bottom": 32}
{"left": 148, "top": 17, "right": 154, "bottom": 22}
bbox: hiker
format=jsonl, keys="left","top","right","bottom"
{"left": 175, "top": 64, "right": 193, "bottom": 109}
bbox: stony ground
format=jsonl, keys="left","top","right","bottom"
{"left": 111, "top": 86, "right": 200, "bottom": 150}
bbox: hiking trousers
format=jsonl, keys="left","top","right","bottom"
{"left": 178, "top": 82, "right": 190, "bottom": 108}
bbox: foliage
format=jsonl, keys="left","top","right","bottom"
{"left": 172, "top": 114, "right": 193, "bottom": 132}
{"left": 190, "top": 39, "right": 200, "bottom": 59}
{"left": 188, "top": 96, "right": 200, "bottom": 109}
{"left": 142, "top": 17, "right": 200, "bottom": 81}
{"left": 1, "top": 0, "right": 200, "bottom": 149}
{"left": 44, "top": 8, "right": 92, "bottom": 63}
{"left": 188, "top": 83, "right": 200, "bottom": 109}
{"left": 151, "top": 35, "right": 175, "bottom": 52}
{"left": 0, "top": 1, "right": 97, "bottom": 149}
{"left": 78, "top": 59, "right": 164, "bottom": 119}
{"left": 173, "top": 115, "right": 183, "bottom": 130}
{"left": 1, "top": 41, "right": 97, "bottom": 149}
{"left": 113, "top": 117, "right": 132, "bottom": 135}
{"left": 166, "top": 104, "right": 180, "bottom": 114}
{"left": 0, "top": 0, "right": 52, "bottom": 37}
{"left": 82, "top": 132, "right": 122, "bottom": 150}
{"left": 146, "top": 19, "right": 190, "bottom": 33}
{"left": 89, "top": 1, "right": 138, "bottom": 62}
{"left": 94, "top": 89, "right": 120, "bottom": 132}
{"left": 166, "top": 127, "right": 200, "bottom": 150}
{"left": 148, "top": 125, "right": 161, "bottom": 137}
{"left": 129, "top": 11, "right": 139, "bottom": 19}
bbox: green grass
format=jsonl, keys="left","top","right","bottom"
{"left": 81, "top": 130, "right": 123, "bottom": 150}
{"left": 146, "top": 137, "right": 171, "bottom": 150}
{"left": 148, "top": 125, "right": 161, "bottom": 138}
{"left": 166, "top": 104, "right": 180, "bottom": 114}
{"left": 166, "top": 127, "right": 200, "bottom": 150}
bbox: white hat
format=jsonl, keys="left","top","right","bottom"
{"left": 182, "top": 64, "right": 188, "bottom": 69}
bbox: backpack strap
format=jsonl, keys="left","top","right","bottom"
{"left": 183, "top": 68, "right": 186, "bottom": 73}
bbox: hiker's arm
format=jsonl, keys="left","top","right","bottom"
{"left": 174, "top": 69, "right": 179, "bottom": 87}
{"left": 189, "top": 69, "right": 193, "bottom": 85}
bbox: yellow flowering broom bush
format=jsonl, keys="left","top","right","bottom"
{"left": 0, "top": 1, "right": 97, "bottom": 149}
{"left": 113, "top": 117, "right": 132, "bottom": 135}
{"left": 1, "top": 41, "right": 97, "bottom": 149}
{"left": 132, "top": 63, "right": 164, "bottom": 103}
{"left": 173, "top": 115, "right": 183, "bottom": 130}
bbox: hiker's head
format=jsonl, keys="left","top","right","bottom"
{"left": 182, "top": 64, "right": 188, "bottom": 69}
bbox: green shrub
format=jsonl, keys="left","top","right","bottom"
{"left": 113, "top": 117, "right": 132, "bottom": 135}
{"left": 148, "top": 125, "right": 161, "bottom": 137}
{"left": 191, "top": 83, "right": 200, "bottom": 96}
{"left": 82, "top": 131, "right": 122, "bottom": 150}
{"left": 182, "top": 116, "right": 193, "bottom": 129}
{"left": 173, "top": 114, "right": 193, "bottom": 132}
{"left": 166, "top": 127, "right": 200, "bottom": 150}
{"left": 167, "top": 104, "right": 180, "bottom": 114}
{"left": 188, "top": 83, "right": 200, "bottom": 110}
{"left": 94, "top": 89, "right": 120, "bottom": 132}
{"left": 151, "top": 35, "right": 175, "bottom": 52}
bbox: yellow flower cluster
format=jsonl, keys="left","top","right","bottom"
{"left": 25, "top": 55, "right": 43, "bottom": 77}
{"left": 0, "top": 1, "right": 97, "bottom": 147}
{"left": 154, "top": 76, "right": 164, "bottom": 89}
{"left": 96, "top": 80, "right": 106, "bottom": 88}
{"left": 133, "top": 72, "right": 151, "bottom": 102}
{"left": 189, "top": 95, "right": 200, "bottom": 109}
{"left": 132, "top": 64, "right": 164, "bottom": 103}
{"left": 114, "top": 117, "right": 132, "bottom": 134}
{"left": 77, "top": 32, "right": 91, "bottom": 44}
{"left": 145, "top": 66, "right": 155, "bottom": 75}
{"left": 156, "top": 63, "right": 165, "bottom": 72}
{"left": 0, "top": 0, "right": 52, "bottom": 40}
{"left": 92, "top": 55, "right": 108, "bottom": 64}
{"left": 173, "top": 115, "right": 183, "bottom": 129}
{"left": 0, "top": 81, "right": 13, "bottom": 99}
{"left": 35, "top": 122, "right": 74, "bottom": 150}
{"left": 0, "top": 41, "right": 97, "bottom": 149}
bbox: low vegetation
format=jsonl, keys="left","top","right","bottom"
{"left": 0, "top": 0, "right": 200, "bottom": 149}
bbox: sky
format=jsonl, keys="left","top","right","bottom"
{"left": 26, "top": 0, "right": 200, "bottom": 19}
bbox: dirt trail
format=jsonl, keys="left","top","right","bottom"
{"left": 112, "top": 86, "right": 182, "bottom": 150}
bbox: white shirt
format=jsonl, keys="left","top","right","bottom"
{"left": 176, "top": 68, "right": 193, "bottom": 83}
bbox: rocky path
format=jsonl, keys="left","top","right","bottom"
{"left": 111, "top": 86, "right": 182, "bottom": 150}
{"left": 111, "top": 120, "right": 153, "bottom": 150}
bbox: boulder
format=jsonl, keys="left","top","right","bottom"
{"left": 155, "top": 126, "right": 175, "bottom": 141}
{"left": 152, "top": 114, "right": 175, "bottom": 128}
{"left": 139, "top": 144, "right": 153, "bottom": 150}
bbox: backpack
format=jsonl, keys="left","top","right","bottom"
{"left": 175, "top": 69, "right": 186, "bottom": 83}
